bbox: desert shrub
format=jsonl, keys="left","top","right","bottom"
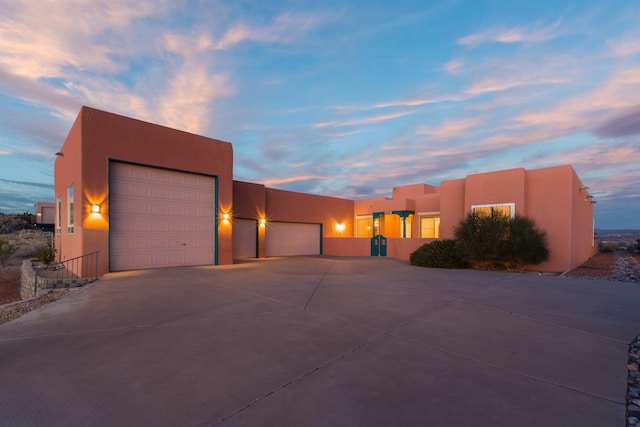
{"left": 410, "top": 239, "right": 466, "bottom": 269}
{"left": 454, "top": 212, "right": 510, "bottom": 262}
{"left": 9, "top": 230, "right": 52, "bottom": 258}
{"left": 0, "top": 236, "right": 16, "bottom": 266}
{"left": 454, "top": 213, "right": 549, "bottom": 269}
{"left": 506, "top": 216, "right": 549, "bottom": 266}
{"left": 36, "top": 244, "right": 56, "bottom": 265}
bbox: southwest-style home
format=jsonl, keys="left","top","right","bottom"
{"left": 54, "top": 107, "right": 597, "bottom": 275}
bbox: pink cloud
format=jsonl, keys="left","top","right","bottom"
{"left": 313, "top": 111, "right": 412, "bottom": 128}
{"left": 458, "top": 20, "right": 563, "bottom": 46}
{"left": 418, "top": 118, "right": 482, "bottom": 139}
{"left": 215, "top": 11, "right": 331, "bottom": 50}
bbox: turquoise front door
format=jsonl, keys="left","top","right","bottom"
{"left": 371, "top": 235, "right": 387, "bottom": 256}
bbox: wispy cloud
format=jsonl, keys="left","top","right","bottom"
{"left": 608, "top": 31, "right": 640, "bottom": 56}
{"left": 0, "top": 178, "right": 54, "bottom": 190}
{"left": 458, "top": 20, "right": 563, "bottom": 46}
{"left": 159, "top": 32, "right": 234, "bottom": 133}
{"left": 418, "top": 118, "right": 482, "bottom": 139}
{"left": 215, "top": 11, "right": 332, "bottom": 50}
{"left": 313, "top": 111, "right": 412, "bottom": 128}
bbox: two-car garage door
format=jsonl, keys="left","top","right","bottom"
{"left": 265, "top": 222, "right": 321, "bottom": 257}
{"left": 109, "top": 162, "right": 216, "bottom": 271}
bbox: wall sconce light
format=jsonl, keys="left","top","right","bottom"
{"left": 590, "top": 200, "right": 597, "bottom": 204}
{"left": 374, "top": 220, "right": 379, "bottom": 227}
{"left": 579, "top": 185, "right": 589, "bottom": 191}
{"left": 222, "top": 213, "right": 230, "bottom": 222}
{"left": 335, "top": 223, "right": 345, "bottom": 232}
{"left": 91, "top": 204, "right": 101, "bottom": 214}
{"left": 55, "top": 152, "right": 64, "bottom": 156}
{"left": 259, "top": 218, "right": 266, "bottom": 226}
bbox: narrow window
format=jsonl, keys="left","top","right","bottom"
{"left": 68, "top": 184, "right": 74, "bottom": 234}
{"left": 56, "top": 196, "right": 62, "bottom": 234}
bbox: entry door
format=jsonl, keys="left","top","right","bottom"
{"left": 109, "top": 162, "right": 216, "bottom": 271}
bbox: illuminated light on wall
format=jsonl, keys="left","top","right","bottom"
{"left": 335, "top": 223, "right": 345, "bottom": 232}
{"left": 222, "top": 213, "right": 230, "bottom": 223}
{"left": 259, "top": 218, "right": 266, "bottom": 226}
{"left": 91, "top": 204, "right": 101, "bottom": 214}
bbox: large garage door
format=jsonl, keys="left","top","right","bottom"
{"left": 233, "top": 219, "right": 257, "bottom": 259}
{"left": 109, "top": 162, "right": 216, "bottom": 271}
{"left": 265, "top": 222, "right": 321, "bottom": 256}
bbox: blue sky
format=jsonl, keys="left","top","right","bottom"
{"left": 0, "top": 1, "right": 639, "bottom": 229}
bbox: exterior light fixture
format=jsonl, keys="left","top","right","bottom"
{"left": 585, "top": 195, "right": 594, "bottom": 199}
{"left": 335, "top": 223, "right": 345, "bottom": 232}
{"left": 91, "top": 204, "right": 101, "bottom": 214}
{"left": 590, "top": 200, "right": 597, "bottom": 204}
{"left": 222, "top": 213, "right": 230, "bottom": 221}
{"left": 259, "top": 218, "right": 266, "bottom": 226}
{"left": 579, "top": 185, "right": 589, "bottom": 190}
{"left": 55, "top": 152, "right": 64, "bottom": 156}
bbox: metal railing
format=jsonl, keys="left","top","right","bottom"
{"left": 34, "top": 251, "right": 100, "bottom": 295}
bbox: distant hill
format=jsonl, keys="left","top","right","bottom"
{"left": 596, "top": 229, "right": 640, "bottom": 240}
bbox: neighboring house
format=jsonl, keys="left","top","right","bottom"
{"left": 34, "top": 202, "right": 55, "bottom": 225}
{"left": 55, "top": 107, "right": 596, "bottom": 275}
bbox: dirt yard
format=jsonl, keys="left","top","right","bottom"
{"left": 0, "top": 268, "right": 21, "bottom": 305}
{"left": 565, "top": 251, "right": 617, "bottom": 278}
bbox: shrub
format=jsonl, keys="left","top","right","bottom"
{"left": 454, "top": 212, "right": 549, "bottom": 269}
{"left": 36, "top": 244, "right": 56, "bottom": 265}
{"left": 410, "top": 239, "right": 466, "bottom": 269}
{"left": 0, "top": 236, "right": 16, "bottom": 266}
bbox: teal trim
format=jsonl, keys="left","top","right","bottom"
{"left": 214, "top": 177, "right": 219, "bottom": 265}
{"left": 319, "top": 223, "right": 323, "bottom": 254}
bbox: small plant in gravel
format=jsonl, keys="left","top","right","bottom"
{"left": 0, "top": 236, "right": 16, "bottom": 266}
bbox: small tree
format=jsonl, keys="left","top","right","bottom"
{"left": 0, "top": 235, "right": 16, "bottom": 266}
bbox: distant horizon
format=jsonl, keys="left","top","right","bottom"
{"left": 0, "top": 1, "right": 638, "bottom": 229}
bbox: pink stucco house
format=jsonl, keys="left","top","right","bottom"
{"left": 54, "top": 107, "right": 596, "bottom": 275}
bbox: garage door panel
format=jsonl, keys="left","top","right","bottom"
{"left": 265, "top": 222, "right": 320, "bottom": 256}
{"left": 110, "top": 162, "right": 216, "bottom": 271}
{"left": 233, "top": 219, "right": 257, "bottom": 259}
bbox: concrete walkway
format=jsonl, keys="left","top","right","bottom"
{"left": 0, "top": 256, "right": 638, "bottom": 426}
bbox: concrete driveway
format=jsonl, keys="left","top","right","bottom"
{"left": 0, "top": 256, "right": 638, "bottom": 426}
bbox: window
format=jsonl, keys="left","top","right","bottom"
{"left": 67, "top": 184, "right": 74, "bottom": 233}
{"left": 56, "top": 196, "right": 61, "bottom": 234}
{"left": 471, "top": 203, "right": 515, "bottom": 219}
{"left": 356, "top": 216, "right": 373, "bottom": 238}
{"left": 420, "top": 215, "right": 440, "bottom": 238}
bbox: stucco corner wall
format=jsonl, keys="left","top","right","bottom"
{"left": 56, "top": 107, "right": 235, "bottom": 275}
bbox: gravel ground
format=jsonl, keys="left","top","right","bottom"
{"left": 0, "top": 288, "right": 76, "bottom": 325}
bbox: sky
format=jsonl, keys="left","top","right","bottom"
{"left": 0, "top": 1, "right": 639, "bottom": 229}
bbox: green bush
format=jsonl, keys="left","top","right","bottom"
{"left": 410, "top": 239, "right": 466, "bottom": 269}
{"left": 36, "top": 244, "right": 56, "bottom": 265}
{"left": 454, "top": 212, "right": 549, "bottom": 269}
